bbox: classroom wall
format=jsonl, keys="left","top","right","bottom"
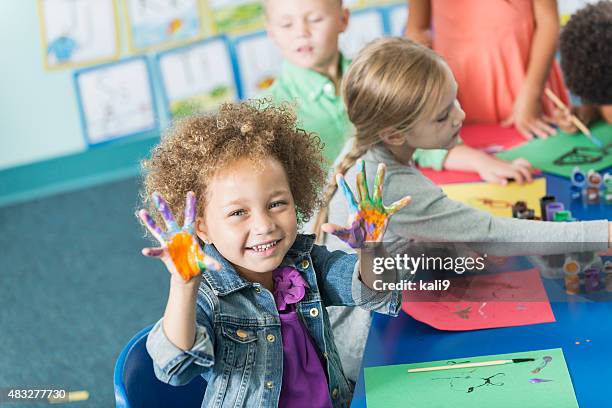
{"left": 0, "top": 1, "right": 86, "bottom": 170}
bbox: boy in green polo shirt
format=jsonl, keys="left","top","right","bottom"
{"left": 262, "top": 0, "right": 534, "bottom": 181}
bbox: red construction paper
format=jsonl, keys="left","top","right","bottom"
{"left": 419, "top": 124, "right": 528, "bottom": 185}
{"left": 402, "top": 268, "right": 555, "bottom": 331}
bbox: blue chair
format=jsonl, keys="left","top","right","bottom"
{"left": 114, "top": 324, "right": 207, "bottom": 408}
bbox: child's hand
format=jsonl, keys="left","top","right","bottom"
{"left": 474, "top": 155, "right": 534, "bottom": 185}
{"left": 138, "top": 191, "right": 220, "bottom": 282}
{"left": 552, "top": 106, "right": 578, "bottom": 134}
{"left": 322, "top": 161, "right": 411, "bottom": 248}
{"left": 502, "top": 88, "right": 556, "bottom": 139}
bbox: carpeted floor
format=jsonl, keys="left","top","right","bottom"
{"left": 0, "top": 177, "right": 169, "bottom": 407}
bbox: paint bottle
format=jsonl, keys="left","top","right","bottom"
{"left": 545, "top": 202, "right": 565, "bottom": 222}
{"left": 584, "top": 266, "right": 600, "bottom": 293}
{"left": 586, "top": 170, "right": 603, "bottom": 204}
{"left": 604, "top": 261, "right": 612, "bottom": 292}
{"left": 570, "top": 167, "right": 586, "bottom": 200}
{"left": 512, "top": 201, "right": 527, "bottom": 218}
{"left": 604, "top": 174, "right": 612, "bottom": 204}
{"left": 564, "top": 259, "right": 581, "bottom": 295}
{"left": 539, "top": 196, "right": 556, "bottom": 221}
{"left": 553, "top": 210, "right": 573, "bottom": 222}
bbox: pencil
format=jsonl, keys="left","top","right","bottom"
{"left": 407, "top": 358, "right": 534, "bottom": 373}
{"left": 544, "top": 88, "right": 602, "bottom": 147}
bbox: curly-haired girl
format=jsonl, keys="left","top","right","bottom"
{"left": 556, "top": 0, "right": 612, "bottom": 131}
{"left": 138, "top": 100, "right": 409, "bottom": 407}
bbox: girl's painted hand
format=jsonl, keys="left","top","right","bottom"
{"left": 138, "top": 191, "right": 220, "bottom": 282}
{"left": 502, "top": 88, "right": 556, "bottom": 139}
{"left": 475, "top": 155, "right": 534, "bottom": 185}
{"left": 322, "top": 161, "right": 411, "bottom": 248}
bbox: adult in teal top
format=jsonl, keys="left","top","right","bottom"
{"left": 262, "top": 55, "right": 450, "bottom": 168}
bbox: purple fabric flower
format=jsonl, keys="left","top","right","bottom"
{"left": 273, "top": 266, "right": 309, "bottom": 311}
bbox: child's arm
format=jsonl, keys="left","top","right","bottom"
{"left": 404, "top": 0, "right": 432, "bottom": 47}
{"left": 502, "top": 0, "right": 560, "bottom": 139}
{"left": 138, "top": 192, "right": 220, "bottom": 385}
{"left": 443, "top": 144, "right": 534, "bottom": 185}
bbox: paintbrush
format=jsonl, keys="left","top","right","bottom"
{"left": 544, "top": 88, "right": 603, "bottom": 147}
{"left": 407, "top": 358, "right": 535, "bottom": 373}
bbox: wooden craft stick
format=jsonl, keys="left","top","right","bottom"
{"left": 544, "top": 88, "right": 601, "bottom": 147}
{"left": 407, "top": 358, "right": 534, "bottom": 373}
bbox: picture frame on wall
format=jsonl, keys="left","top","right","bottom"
{"left": 73, "top": 57, "right": 158, "bottom": 146}
{"left": 37, "top": 0, "right": 120, "bottom": 70}
{"left": 156, "top": 36, "right": 239, "bottom": 119}
{"left": 123, "top": 0, "right": 203, "bottom": 52}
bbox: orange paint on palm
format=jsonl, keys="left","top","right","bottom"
{"left": 168, "top": 231, "right": 204, "bottom": 280}
{"left": 358, "top": 208, "right": 386, "bottom": 241}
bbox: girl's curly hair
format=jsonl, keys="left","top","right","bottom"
{"left": 560, "top": 1, "right": 612, "bottom": 104}
{"left": 140, "top": 100, "right": 326, "bottom": 227}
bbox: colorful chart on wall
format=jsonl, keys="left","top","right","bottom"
{"left": 386, "top": 4, "right": 408, "bottom": 37}
{"left": 339, "top": 8, "right": 386, "bottom": 59}
{"left": 233, "top": 32, "right": 283, "bottom": 99}
{"left": 124, "top": 0, "right": 202, "bottom": 52}
{"left": 74, "top": 57, "right": 158, "bottom": 145}
{"left": 364, "top": 348, "right": 578, "bottom": 408}
{"left": 205, "top": 0, "right": 264, "bottom": 35}
{"left": 402, "top": 268, "right": 555, "bottom": 331}
{"left": 157, "top": 37, "right": 237, "bottom": 118}
{"left": 37, "top": 0, "right": 120, "bottom": 70}
{"left": 497, "top": 122, "right": 612, "bottom": 178}
{"left": 442, "top": 177, "right": 547, "bottom": 218}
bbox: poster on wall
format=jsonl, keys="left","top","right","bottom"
{"left": 74, "top": 57, "right": 158, "bottom": 145}
{"left": 157, "top": 37, "right": 238, "bottom": 118}
{"left": 339, "top": 8, "right": 386, "bottom": 59}
{"left": 233, "top": 32, "right": 283, "bottom": 99}
{"left": 205, "top": 0, "right": 265, "bottom": 35}
{"left": 38, "top": 0, "right": 120, "bottom": 70}
{"left": 124, "top": 0, "right": 203, "bottom": 52}
{"left": 386, "top": 4, "right": 408, "bottom": 37}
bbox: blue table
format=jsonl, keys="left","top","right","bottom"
{"left": 351, "top": 169, "right": 611, "bottom": 408}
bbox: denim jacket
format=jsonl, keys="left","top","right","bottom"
{"left": 146, "top": 234, "right": 401, "bottom": 408}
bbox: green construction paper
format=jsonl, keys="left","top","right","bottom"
{"left": 364, "top": 348, "right": 578, "bottom": 408}
{"left": 497, "top": 121, "right": 612, "bottom": 178}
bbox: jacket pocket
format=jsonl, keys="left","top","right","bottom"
{"left": 220, "top": 324, "right": 258, "bottom": 369}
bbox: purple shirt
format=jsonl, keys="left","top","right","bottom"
{"left": 273, "top": 266, "right": 332, "bottom": 408}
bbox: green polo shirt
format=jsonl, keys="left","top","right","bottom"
{"left": 260, "top": 56, "right": 448, "bottom": 169}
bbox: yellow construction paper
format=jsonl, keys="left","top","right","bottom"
{"left": 442, "top": 178, "right": 547, "bottom": 218}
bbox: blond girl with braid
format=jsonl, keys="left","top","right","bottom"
{"left": 314, "top": 37, "right": 612, "bottom": 386}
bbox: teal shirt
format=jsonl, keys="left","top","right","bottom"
{"left": 261, "top": 56, "right": 449, "bottom": 169}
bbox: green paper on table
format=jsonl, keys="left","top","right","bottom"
{"left": 497, "top": 121, "right": 612, "bottom": 178}
{"left": 364, "top": 348, "right": 578, "bottom": 408}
